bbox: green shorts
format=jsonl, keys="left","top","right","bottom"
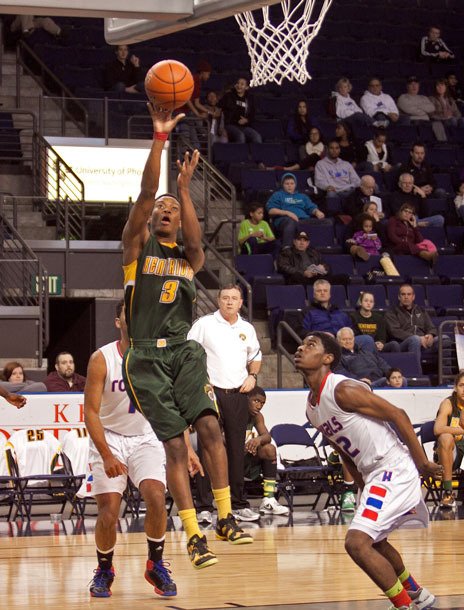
{"left": 244, "top": 453, "right": 262, "bottom": 481}
{"left": 123, "top": 338, "right": 218, "bottom": 441}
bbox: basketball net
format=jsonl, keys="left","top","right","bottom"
{"left": 235, "top": 0, "right": 333, "bottom": 87}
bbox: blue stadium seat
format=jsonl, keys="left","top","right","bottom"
{"left": 235, "top": 254, "right": 284, "bottom": 308}
{"left": 252, "top": 120, "right": 284, "bottom": 142}
{"left": 249, "top": 143, "right": 286, "bottom": 166}
{"left": 434, "top": 254, "right": 464, "bottom": 283}
{"left": 426, "top": 284, "right": 464, "bottom": 316}
{"left": 393, "top": 255, "right": 439, "bottom": 284}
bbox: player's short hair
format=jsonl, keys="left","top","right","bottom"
{"left": 55, "top": 351, "right": 72, "bottom": 365}
{"left": 154, "top": 193, "right": 180, "bottom": 205}
{"left": 304, "top": 331, "right": 341, "bottom": 370}
{"left": 116, "top": 299, "right": 125, "bottom": 318}
{"left": 248, "top": 385, "right": 265, "bottom": 398}
{"left": 218, "top": 283, "right": 243, "bottom": 299}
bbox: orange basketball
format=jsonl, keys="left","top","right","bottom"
{"left": 145, "top": 60, "right": 194, "bottom": 111}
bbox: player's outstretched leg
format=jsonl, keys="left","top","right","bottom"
{"left": 164, "top": 435, "right": 218, "bottom": 569}
{"left": 373, "top": 539, "right": 435, "bottom": 610}
{"left": 90, "top": 494, "right": 119, "bottom": 597}
{"left": 195, "top": 414, "right": 252, "bottom": 545}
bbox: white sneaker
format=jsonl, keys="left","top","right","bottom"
{"left": 409, "top": 586, "right": 436, "bottom": 610}
{"left": 259, "top": 497, "right": 290, "bottom": 516}
{"left": 196, "top": 510, "right": 213, "bottom": 524}
{"left": 232, "top": 508, "right": 260, "bottom": 522}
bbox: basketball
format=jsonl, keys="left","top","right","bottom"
{"left": 144, "top": 60, "right": 194, "bottom": 111}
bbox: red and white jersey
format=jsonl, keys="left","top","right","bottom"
{"left": 306, "top": 373, "right": 407, "bottom": 477}
{"left": 99, "top": 341, "right": 153, "bottom": 437}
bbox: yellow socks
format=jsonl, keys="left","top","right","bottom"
{"left": 178, "top": 508, "right": 201, "bottom": 540}
{"left": 212, "top": 486, "right": 232, "bottom": 520}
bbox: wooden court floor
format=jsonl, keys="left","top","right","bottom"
{"left": 0, "top": 511, "right": 463, "bottom": 610}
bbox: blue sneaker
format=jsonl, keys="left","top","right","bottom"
{"left": 89, "top": 566, "right": 115, "bottom": 598}
{"left": 144, "top": 559, "right": 177, "bottom": 597}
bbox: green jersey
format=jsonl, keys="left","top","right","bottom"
{"left": 123, "top": 235, "right": 196, "bottom": 341}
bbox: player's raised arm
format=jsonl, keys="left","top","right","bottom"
{"left": 84, "top": 350, "right": 127, "bottom": 478}
{"left": 122, "top": 105, "right": 184, "bottom": 266}
{"left": 176, "top": 150, "right": 205, "bottom": 273}
{"left": 334, "top": 380, "right": 442, "bottom": 479}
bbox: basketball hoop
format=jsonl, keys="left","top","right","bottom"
{"left": 235, "top": 0, "right": 333, "bottom": 87}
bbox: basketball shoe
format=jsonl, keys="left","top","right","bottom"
{"left": 340, "top": 490, "right": 356, "bottom": 512}
{"left": 440, "top": 491, "right": 456, "bottom": 508}
{"left": 216, "top": 513, "right": 253, "bottom": 544}
{"left": 409, "top": 586, "right": 436, "bottom": 609}
{"left": 259, "top": 497, "right": 290, "bottom": 516}
{"left": 144, "top": 559, "right": 177, "bottom": 597}
{"left": 89, "top": 566, "right": 115, "bottom": 597}
{"left": 186, "top": 534, "right": 218, "bottom": 569}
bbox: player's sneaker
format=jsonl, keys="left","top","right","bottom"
{"left": 232, "top": 507, "right": 260, "bottom": 521}
{"left": 89, "top": 566, "right": 115, "bottom": 598}
{"left": 216, "top": 513, "right": 254, "bottom": 545}
{"left": 144, "top": 559, "right": 177, "bottom": 597}
{"left": 440, "top": 491, "right": 456, "bottom": 509}
{"left": 259, "top": 497, "right": 290, "bottom": 516}
{"left": 196, "top": 510, "right": 213, "bottom": 524}
{"left": 387, "top": 604, "right": 418, "bottom": 610}
{"left": 340, "top": 491, "right": 356, "bottom": 512}
{"left": 186, "top": 534, "right": 218, "bottom": 569}
{"left": 409, "top": 586, "right": 436, "bottom": 609}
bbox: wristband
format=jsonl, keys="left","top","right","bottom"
{"left": 153, "top": 132, "right": 169, "bottom": 141}
{"left": 249, "top": 373, "right": 258, "bottom": 381}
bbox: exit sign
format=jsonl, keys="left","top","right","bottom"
{"left": 32, "top": 275, "right": 62, "bottom": 296}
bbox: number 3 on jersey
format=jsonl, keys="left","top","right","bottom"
{"left": 160, "top": 280, "right": 179, "bottom": 303}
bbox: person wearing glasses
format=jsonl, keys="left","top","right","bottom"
{"left": 386, "top": 204, "right": 438, "bottom": 264}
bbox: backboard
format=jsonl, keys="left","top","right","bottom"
{"left": 104, "top": 1, "right": 282, "bottom": 44}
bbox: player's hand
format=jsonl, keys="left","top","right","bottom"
{"left": 245, "top": 438, "right": 260, "bottom": 456}
{"left": 148, "top": 103, "right": 184, "bottom": 134}
{"left": 187, "top": 449, "right": 204, "bottom": 478}
{"left": 4, "top": 393, "right": 27, "bottom": 409}
{"left": 419, "top": 461, "right": 443, "bottom": 480}
{"left": 176, "top": 149, "right": 200, "bottom": 189}
{"left": 103, "top": 455, "right": 128, "bottom": 478}
{"left": 240, "top": 374, "right": 257, "bottom": 393}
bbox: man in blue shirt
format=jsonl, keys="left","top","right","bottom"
{"left": 266, "top": 172, "right": 325, "bottom": 248}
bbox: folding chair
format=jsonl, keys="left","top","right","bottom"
{"left": 419, "top": 421, "right": 441, "bottom": 506}
{"left": 270, "top": 424, "right": 338, "bottom": 512}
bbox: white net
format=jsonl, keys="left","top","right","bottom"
{"left": 235, "top": 0, "right": 333, "bottom": 87}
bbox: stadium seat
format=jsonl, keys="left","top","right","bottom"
{"left": 393, "top": 255, "right": 439, "bottom": 284}
{"left": 380, "top": 352, "right": 431, "bottom": 387}
{"left": 249, "top": 143, "right": 286, "bottom": 166}
{"left": 235, "top": 254, "right": 284, "bottom": 308}
{"left": 434, "top": 254, "right": 464, "bottom": 283}
{"left": 426, "top": 284, "right": 464, "bottom": 316}
{"left": 386, "top": 283, "right": 429, "bottom": 309}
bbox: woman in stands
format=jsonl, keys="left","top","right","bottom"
{"left": 351, "top": 291, "right": 399, "bottom": 353}
{"left": 1, "top": 361, "right": 26, "bottom": 383}
{"left": 278, "top": 127, "right": 325, "bottom": 172}
{"left": 286, "top": 99, "right": 314, "bottom": 158}
{"left": 386, "top": 204, "right": 438, "bottom": 263}
{"left": 429, "top": 78, "right": 464, "bottom": 130}
{"left": 331, "top": 77, "right": 371, "bottom": 126}
{"left": 335, "top": 121, "right": 366, "bottom": 169}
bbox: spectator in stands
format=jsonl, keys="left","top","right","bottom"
{"left": 343, "top": 175, "right": 382, "bottom": 219}
{"left": 266, "top": 172, "right": 325, "bottom": 249}
{"left": 335, "top": 121, "right": 365, "bottom": 168}
{"left": 245, "top": 386, "right": 289, "bottom": 515}
{"left": 218, "top": 77, "right": 262, "bottom": 144}
{"left": 44, "top": 352, "right": 86, "bottom": 392}
{"left": 0, "top": 361, "right": 47, "bottom": 393}
{"left": 386, "top": 368, "right": 406, "bottom": 388}
{"left": 350, "top": 291, "right": 399, "bottom": 353}
{"left": 277, "top": 231, "right": 336, "bottom": 285}
{"left": 385, "top": 283, "right": 442, "bottom": 371}
{"left": 360, "top": 77, "right": 399, "bottom": 127}
{"left": 336, "top": 327, "right": 393, "bottom": 388}
{"left": 286, "top": 99, "right": 314, "bottom": 154}
{"left": 10, "top": 14, "right": 62, "bottom": 39}
{"left": 397, "top": 76, "right": 435, "bottom": 121}
{"left": 363, "top": 200, "right": 385, "bottom": 222}
{"left": 204, "top": 90, "right": 227, "bottom": 144}
{"left": 433, "top": 371, "right": 464, "bottom": 509}
{"left": 348, "top": 214, "right": 382, "bottom": 260}
{"left": 103, "top": 45, "right": 144, "bottom": 94}
{"left": 454, "top": 181, "right": 464, "bottom": 223}
{"left": 314, "top": 140, "right": 361, "bottom": 199}
{"left": 445, "top": 72, "right": 464, "bottom": 110}
{"left": 401, "top": 143, "right": 447, "bottom": 200}
{"left": 429, "top": 78, "right": 464, "bottom": 131}
{"left": 238, "top": 203, "right": 277, "bottom": 255}
{"left": 278, "top": 127, "right": 325, "bottom": 172}
{"left": 364, "top": 129, "right": 393, "bottom": 173}
{"left": 331, "top": 77, "right": 371, "bottom": 126}
{"left": 386, "top": 204, "right": 439, "bottom": 263}
{"left": 189, "top": 60, "right": 214, "bottom": 117}
{"left": 420, "top": 26, "right": 455, "bottom": 62}
{"left": 387, "top": 173, "right": 444, "bottom": 227}
{"left": 300, "top": 279, "right": 374, "bottom": 352}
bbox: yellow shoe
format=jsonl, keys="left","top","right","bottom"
{"left": 186, "top": 534, "right": 218, "bottom": 569}
{"left": 215, "top": 513, "right": 253, "bottom": 545}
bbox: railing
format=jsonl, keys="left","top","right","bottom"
{"left": 17, "top": 41, "right": 89, "bottom": 136}
{"left": 0, "top": 211, "right": 49, "bottom": 366}
{"left": 276, "top": 321, "right": 303, "bottom": 388}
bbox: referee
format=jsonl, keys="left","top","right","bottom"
{"left": 188, "top": 283, "right": 262, "bottom": 521}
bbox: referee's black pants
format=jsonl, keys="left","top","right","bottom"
{"left": 215, "top": 387, "right": 250, "bottom": 510}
